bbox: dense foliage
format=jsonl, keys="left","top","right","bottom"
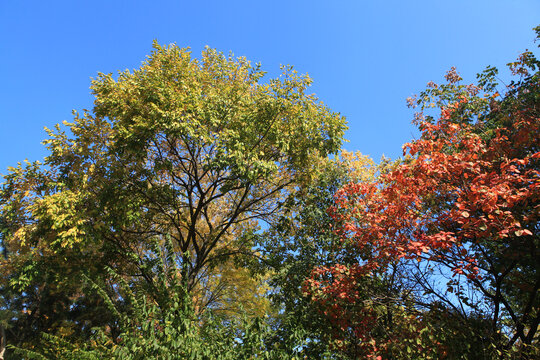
{"left": 305, "top": 27, "right": 540, "bottom": 358}
{"left": 0, "top": 43, "right": 345, "bottom": 358}
{"left": 1, "top": 28, "right": 538, "bottom": 359}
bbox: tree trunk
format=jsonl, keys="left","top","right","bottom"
{"left": 0, "top": 324, "right": 5, "bottom": 360}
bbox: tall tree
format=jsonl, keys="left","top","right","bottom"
{"left": 0, "top": 43, "right": 346, "bottom": 354}
{"left": 306, "top": 28, "right": 540, "bottom": 358}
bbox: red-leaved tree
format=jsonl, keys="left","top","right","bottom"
{"left": 306, "top": 30, "right": 540, "bottom": 358}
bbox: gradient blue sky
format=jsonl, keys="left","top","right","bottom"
{"left": 1, "top": 0, "right": 539, "bottom": 175}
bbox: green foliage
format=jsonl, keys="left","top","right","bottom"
{"left": 258, "top": 152, "right": 389, "bottom": 358}
{"left": 9, "top": 239, "right": 309, "bottom": 360}
{"left": 0, "top": 42, "right": 345, "bottom": 358}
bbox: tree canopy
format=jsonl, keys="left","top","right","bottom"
{"left": 0, "top": 43, "right": 346, "bottom": 357}
{"left": 1, "top": 28, "right": 539, "bottom": 360}
{"left": 305, "top": 27, "right": 540, "bottom": 358}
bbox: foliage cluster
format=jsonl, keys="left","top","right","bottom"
{"left": 1, "top": 27, "right": 539, "bottom": 359}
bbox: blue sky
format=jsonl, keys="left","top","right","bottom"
{"left": 1, "top": 0, "right": 539, "bottom": 174}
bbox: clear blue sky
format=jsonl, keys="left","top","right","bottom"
{"left": 1, "top": 0, "right": 539, "bottom": 175}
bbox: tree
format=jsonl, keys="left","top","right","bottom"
{"left": 306, "top": 28, "right": 539, "bottom": 358}
{"left": 0, "top": 43, "right": 346, "bottom": 355}
{"left": 260, "top": 151, "right": 402, "bottom": 358}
